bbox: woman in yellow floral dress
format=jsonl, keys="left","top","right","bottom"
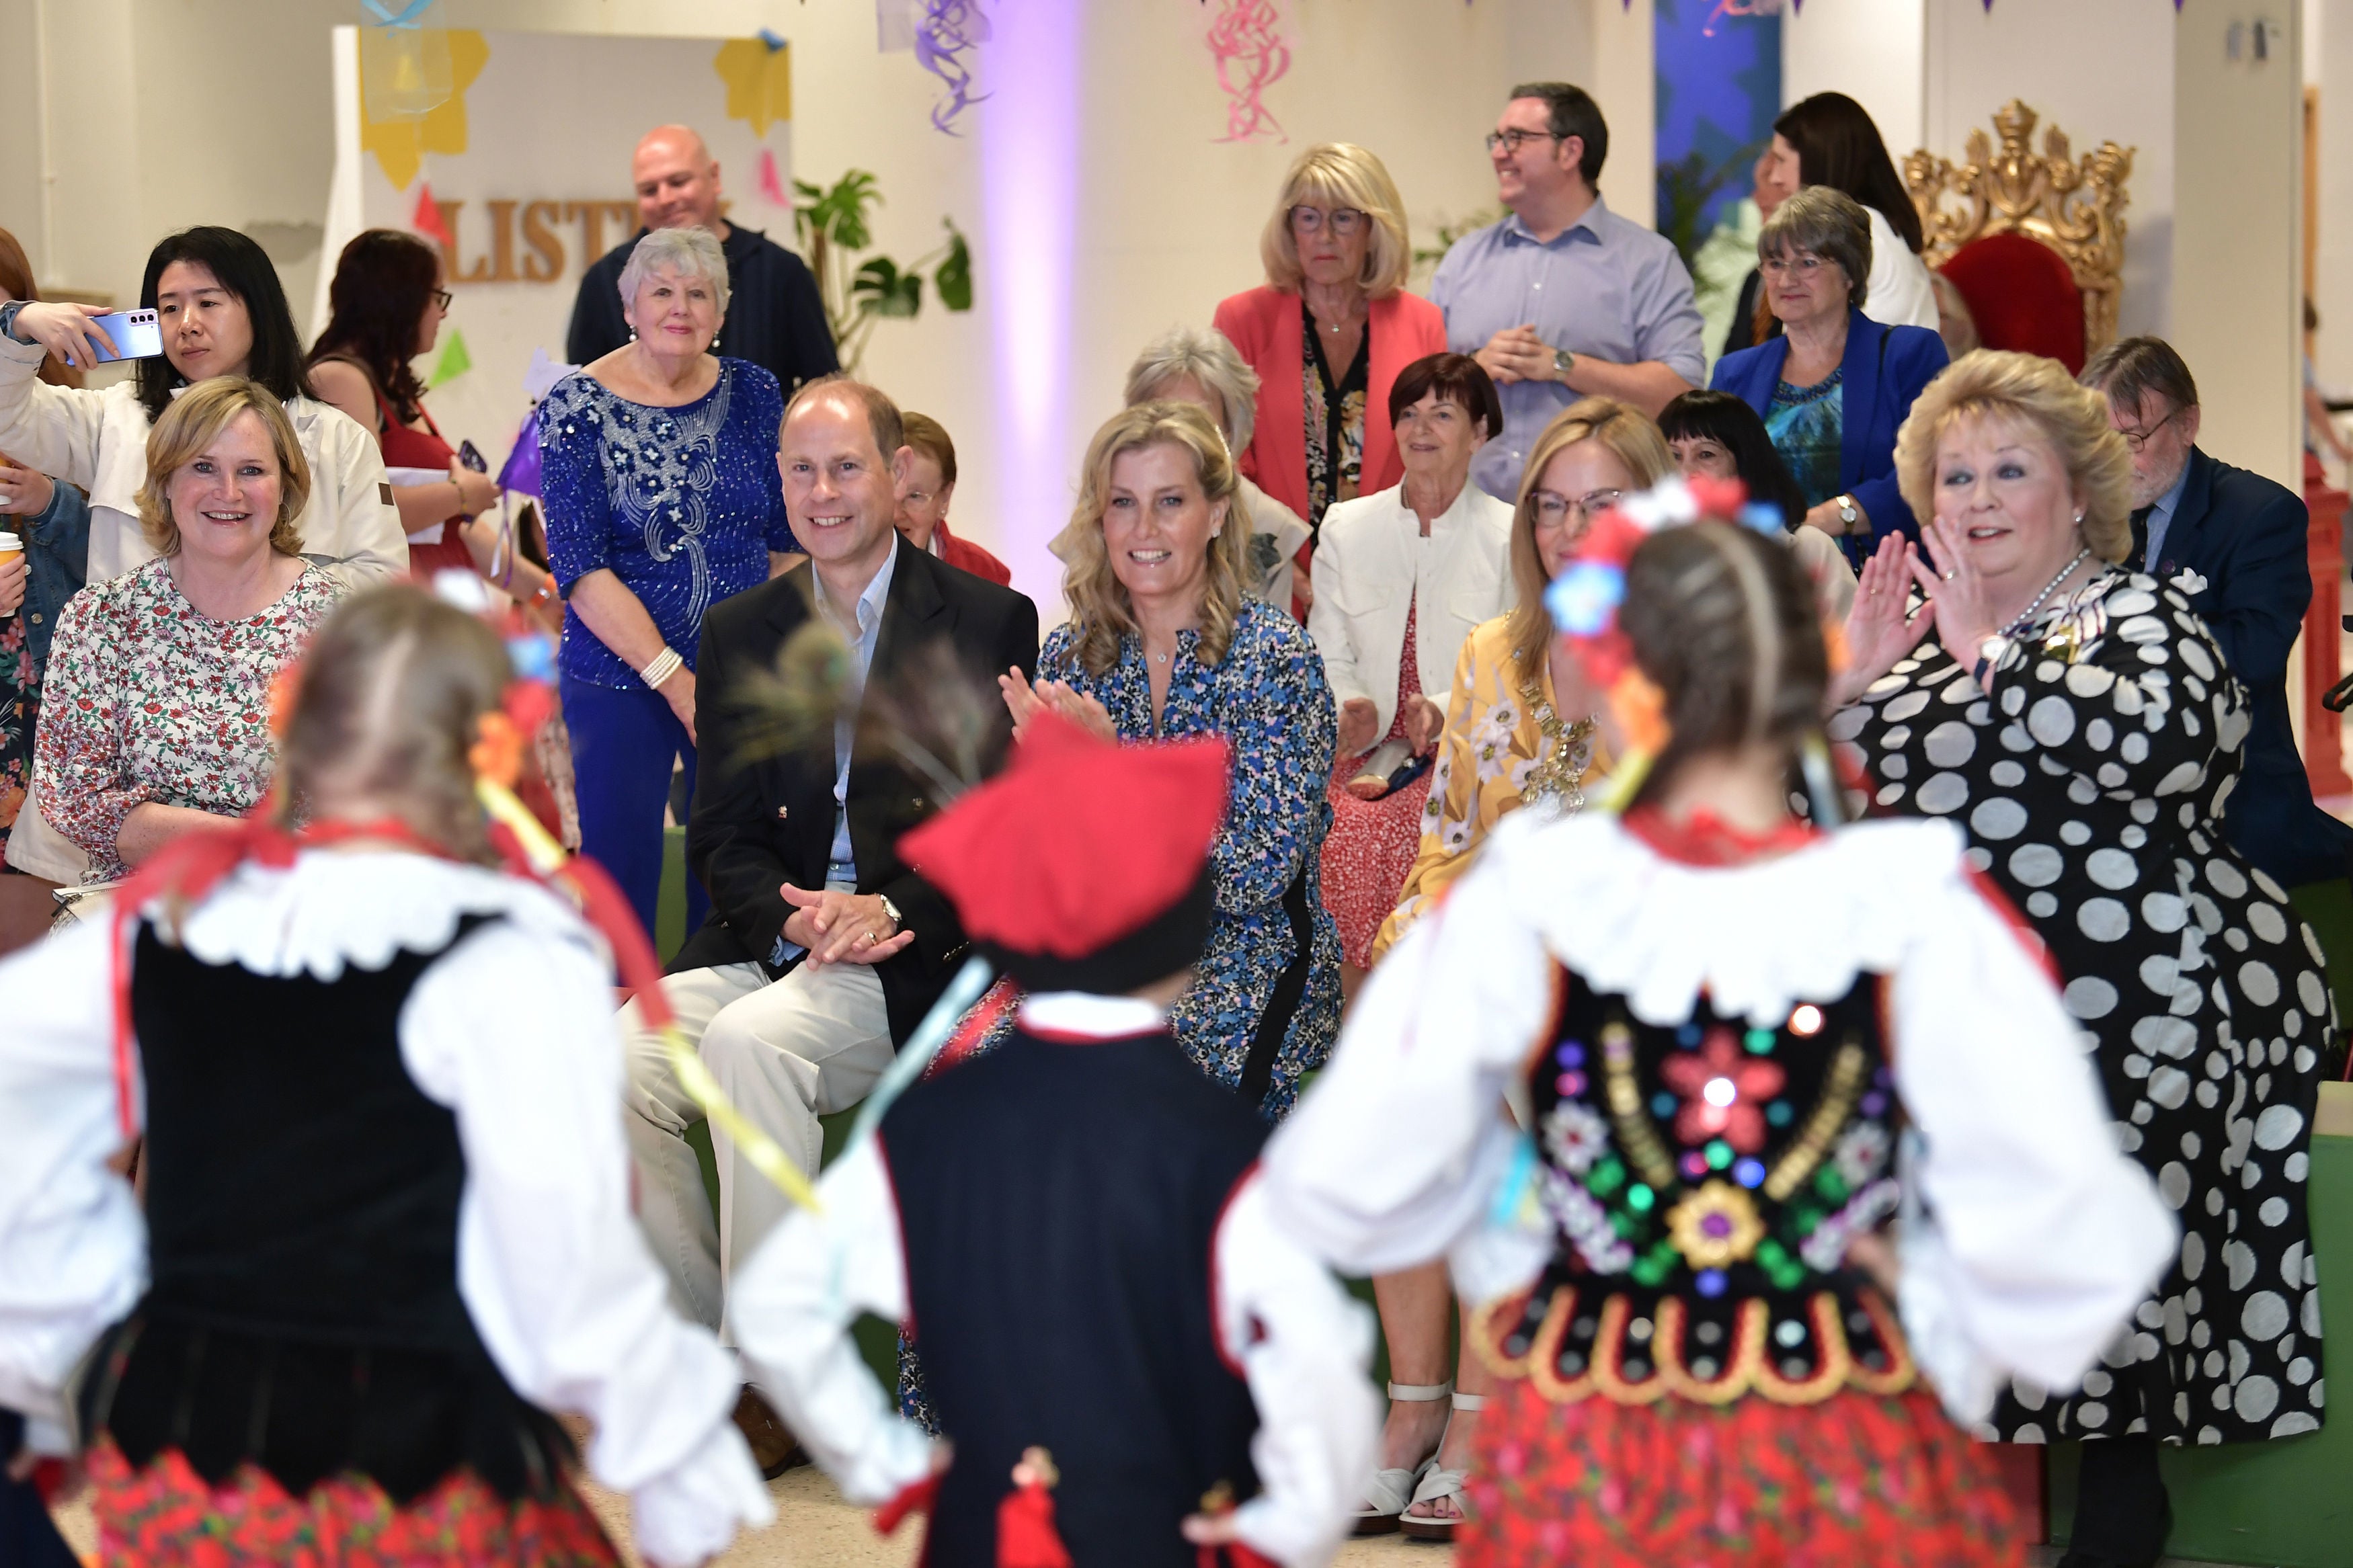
{"left": 1353, "top": 397, "right": 1670, "bottom": 1541}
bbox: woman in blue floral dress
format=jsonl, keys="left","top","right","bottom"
{"left": 541, "top": 226, "right": 800, "bottom": 938}
{"left": 1004, "top": 399, "right": 1343, "bottom": 1117}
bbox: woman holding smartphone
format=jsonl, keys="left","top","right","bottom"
{"left": 0, "top": 226, "right": 403, "bottom": 594}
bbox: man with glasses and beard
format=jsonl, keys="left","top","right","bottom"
{"left": 2083, "top": 335, "right": 2353, "bottom": 889}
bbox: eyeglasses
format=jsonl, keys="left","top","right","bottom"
{"left": 1759, "top": 254, "right": 1827, "bottom": 278}
{"left": 1289, "top": 205, "right": 1366, "bottom": 237}
{"left": 432, "top": 288, "right": 455, "bottom": 310}
{"left": 1485, "top": 128, "right": 1566, "bottom": 155}
{"left": 2114, "top": 407, "right": 2181, "bottom": 453}
{"left": 1532, "top": 488, "right": 1623, "bottom": 526}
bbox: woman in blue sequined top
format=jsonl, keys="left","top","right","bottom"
{"left": 541, "top": 226, "right": 800, "bottom": 938}
{"left": 1002, "top": 401, "right": 1341, "bottom": 1117}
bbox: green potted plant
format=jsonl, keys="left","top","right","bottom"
{"left": 793, "top": 169, "right": 973, "bottom": 373}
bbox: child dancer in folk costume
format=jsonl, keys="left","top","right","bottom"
{"left": 0, "top": 588, "right": 772, "bottom": 1567}
{"left": 1261, "top": 485, "right": 2178, "bottom": 1568}
{"left": 730, "top": 714, "right": 1379, "bottom": 1568}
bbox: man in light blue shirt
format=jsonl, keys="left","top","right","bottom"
{"left": 1432, "top": 83, "right": 1706, "bottom": 501}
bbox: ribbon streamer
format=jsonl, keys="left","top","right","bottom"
{"left": 475, "top": 779, "right": 824, "bottom": 1216}
{"left": 361, "top": 0, "right": 435, "bottom": 27}
{"left": 846, "top": 954, "right": 997, "bottom": 1150}
{"left": 1203, "top": 0, "right": 1289, "bottom": 144}
{"left": 913, "top": 0, "right": 990, "bottom": 136}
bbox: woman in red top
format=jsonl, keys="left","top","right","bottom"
{"left": 896, "top": 411, "right": 1012, "bottom": 585}
{"left": 1213, "top": 143, "right": 1447, "bottom": 616}
{"left": 310, "top": 231, "right": 557, "bottom": 618}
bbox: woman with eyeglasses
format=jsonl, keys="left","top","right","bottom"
{"left": 1213, "top": 143, "right": 1447, "bottom": 618}
{"left": 1345, "top": 397, "right": 1663, "bottom": 1543}
{"left": 1710, "top": 187, "right": 1948, "bottom": 566}
{"left": 309, "top": 230, "right": 527, "bottom": 593}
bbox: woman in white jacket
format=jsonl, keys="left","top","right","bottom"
{"left": 1306, "top": 352, "right": 1513, "bottom": 992}
{"left": 0, "top": 226, "right": 405, "bottom": 885}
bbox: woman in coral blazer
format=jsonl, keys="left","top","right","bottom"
{"left": 1213, "top": 143, "right": 1447, "bottom": 616}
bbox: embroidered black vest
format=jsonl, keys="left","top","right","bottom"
{"left": 1478, "top": 968, "right": 1917, "bottom": 1406}
{"left": 82, "top": 919, "right": 571, "bottom": 1502}
{"left": 883, "top": 1026, "right": 1265, "bottom": 1568}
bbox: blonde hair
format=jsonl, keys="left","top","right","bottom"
{"left": 1053, "top": 402, "right": 1252, "bottom": 675}
{"left": 1125, "top": 325, "right": 1261, "bottom": 451}
{"left": 1503, "top": 397, "right": 1675, "bottom": 679}
{"left": 1259, "top": 143, "right": 1413, "bottom": 299}
{"left": 136, "top": 376, "right": 311, "bottom": 559}
{"left": 1894, "top": 349, "right": 2133, "bottom": 563}
{"left": 274, "top": 587, "right": 514, "bottom": 866}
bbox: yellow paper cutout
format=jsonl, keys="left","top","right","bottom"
{"left": 360, "top": 29, "right": 491, "bottom": 191}
{"left": 713, "top": 38, "right": 793, "bottom": 138}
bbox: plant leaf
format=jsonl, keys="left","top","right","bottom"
{"left": 933, "top": 222, "right": 973, "bottom": 312}
{"left": 852, "top": 256, "right": 922, "bottom": 319}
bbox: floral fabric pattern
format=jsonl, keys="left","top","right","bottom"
{"left": 0, "top": 609, "right": 34, "bottom": 851}
{"left": 86, "top": 1438, "right": 619, "bottom": 1568}
{"left": 1460, "top": 1380, "right": 2018, "bottom": 1568}
{"left": 1300, "top": 299, "right": 1367, "bottom": 532}
{"left": 1320, "top": 593, "right": 1433, "bottom": 968}
{"left": 1371, "top": 616, "right": 1612, "bottom": 963}
{"left": 1033, "top": 600, "right": 1343, "bottom": 1117}
{"left": 34, "top": 559, "right": 341, "bottom": 881}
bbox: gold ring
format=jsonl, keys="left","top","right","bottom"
{"left": 1942, "top": 570, "right": 1956, "bottom": 581}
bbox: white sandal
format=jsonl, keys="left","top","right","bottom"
{"left": 1399, "top": 1391, "right": 1485, "bottom": 1542}
{"left": 1353, "top": 1380, "right": 1450, "bottom": 1536}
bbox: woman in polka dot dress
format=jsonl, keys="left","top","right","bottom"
{"left": 1829, "top": 350, "right": 2327, "bottom": 1567}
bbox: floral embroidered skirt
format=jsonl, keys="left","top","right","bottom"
{"left": 1460, "top": 1377, "right": 2020, "bottom": 1568}
{"left": 0, "top": 610, "right": 35, "bottom": 856}
{"left": 1319, "top": 600, "right": 1431, "bottom": 970}
{"left": 85, "top": 1438, "right": 621, "bottom": 1568}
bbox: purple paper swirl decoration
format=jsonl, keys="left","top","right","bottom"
{"left": 914, "top": 0, "right": 990, "bottom": 136}
{"left": 1204, "top": 0, "right": 1290, "bottom": 143}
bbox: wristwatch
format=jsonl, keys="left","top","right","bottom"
{"left": 877, "top": 893, "right": 904, "bottom": 934}
{"left": 1835, "top": 494, "right": 1860, "bottom": 534}
{"left": 0, "top": 301, "right": 26, "bottom": 344}
{"left": 1973, "top": 633, "right": 2012, "bottom": 684}
{"left": 1552, "top": 346, "right": 1576, "bottom": 380}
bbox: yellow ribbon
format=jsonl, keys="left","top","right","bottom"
{"left": 475, "top": 778, "right": 822, "bottom": 1215}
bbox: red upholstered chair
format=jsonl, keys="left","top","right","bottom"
{"left": 1938, "top": 232, "right": 2087, "bottom": 372}
{"left": 1905, "top": 100, "right": 2134, "bottom": 370}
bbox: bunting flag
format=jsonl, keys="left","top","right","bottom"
{"left": 428, "top": 327, "right": 472, "bottom": 389}
{"left": 758, "top": 145, "right": 789, "bottom": 206}
{"left": 411, "top": 181, "right": 452, "bottom": 245}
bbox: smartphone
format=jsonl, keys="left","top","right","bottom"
{"left": 85, "top": 309, "right": 163, "bottom": 364}
{"left": 457, "top": 438, "right": 488, "bottom": 473}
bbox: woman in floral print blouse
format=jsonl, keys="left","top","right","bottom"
{"left": 36, "top": 378, "right": 341, "bottom": 882}
{"left": 1001, "top": 400, "right": 1341, "bottom": 1118}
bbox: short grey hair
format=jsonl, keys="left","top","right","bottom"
{"left": 617, "top": 224, "right": 731, "bottom": 320}
{"left": 1759, "top": 185, "right": 1872, "bottom": 313}
{"left": 1125, "top": 327, "right": 1260, "bottom": 452}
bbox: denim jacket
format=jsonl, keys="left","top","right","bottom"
{"left": 17, "top": 477, "right": 89, "bottom": 667}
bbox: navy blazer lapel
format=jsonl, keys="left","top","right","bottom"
{"left": 2154, "top": 447, "right": 2219, "bottom": 577}
{"left": 1837, "top": 310, "right": 1884, "bottom": 491}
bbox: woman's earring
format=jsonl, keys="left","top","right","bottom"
{"left": 2075, "top": 511, "right": 2085, "bottom": 524}
{"left": 627, "top": 327, "right": 637, "bottom": 343}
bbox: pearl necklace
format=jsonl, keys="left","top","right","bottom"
{"left": 1997, "top": 547, "right": 2092, "bottom": 637}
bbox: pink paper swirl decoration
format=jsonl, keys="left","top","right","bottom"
{"left": 915, "top": 0, "right": 991, "bottom": 135}
{"left": 1204, "top": 0, "right": 1290, "bottom": 143}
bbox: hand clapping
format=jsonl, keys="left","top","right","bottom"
{"left": 998, "top": 667, "right": 1118, "bottom": 745}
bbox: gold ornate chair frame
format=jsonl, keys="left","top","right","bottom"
{"left": 1903, "top": 100, "right": 2136, "bottom": 358}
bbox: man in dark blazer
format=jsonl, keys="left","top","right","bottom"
{"left": 567, "top": 125, "right": 838, "bottom": 395}
{"left": 621, "top": 376, "right": 1037, "bottom": 1383}
{"left": 2085, "top": 337, "right": 2353, "bottom": 890}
